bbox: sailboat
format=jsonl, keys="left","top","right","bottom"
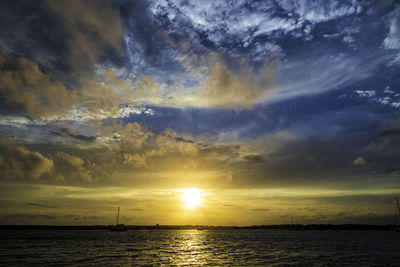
{"left": 109, "top": 206, "right": 127, "bottom": 231}
{"left": 394, "top": 198, "right": 400, "bottom": 232}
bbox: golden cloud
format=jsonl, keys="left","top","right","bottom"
{"left": 96, "top": 122, "right": 199, "bottom": 169}
{"left": 79, "top": 77, "right": 121, "bottom": 118}
{"left": 104, "top": 70, "right": 162, "bottom": 104}
{"left": 351, "top": 157, "right": 366, "bottom": 166}
{"left": 176, "top": 53, "right": 276, "bottom": 110}
{"left": 0, "top": 52, "right": 151, "bottom": 120}
{"left": 0, "top": 51, "right": 79, "bottom": 119}
{"left": 0, "top": 142, "right": 54, "bottom": 180}
{"left": 56, "top": 152, "right": 85, "bottom": 168}
{"left": 199, "top": 62, "right": 275, "bottom": 109}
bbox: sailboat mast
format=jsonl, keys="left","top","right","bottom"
{"left": 116, "top": 206, "right": 120, "bottom": 225}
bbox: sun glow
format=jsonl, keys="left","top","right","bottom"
{"left": 181, "top": 188, "right": 202, "bottom": 209}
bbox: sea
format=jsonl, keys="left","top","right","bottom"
{"left": 1, "top": 229, "right": 400, "bottom": 266}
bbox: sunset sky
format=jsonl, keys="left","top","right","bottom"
{"left": 1, "top": 0, "right": 400, "bottom": 226}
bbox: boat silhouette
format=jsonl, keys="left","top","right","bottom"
{"left": 109, "top": 206, "right": 127, "bottom": 231}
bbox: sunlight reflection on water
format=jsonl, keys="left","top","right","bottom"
{"left": 1, "top": 229, "right": 400, "bottom": 266}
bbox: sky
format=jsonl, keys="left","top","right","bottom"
{"left": 0, "top": 0, "right": 400, "bottom": 226}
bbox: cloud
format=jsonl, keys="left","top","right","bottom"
{"left": 240, "top": 130, "right": 300, "bottom": 157}
{"left": 0, "top": 50, "right": 79, "bottom": 119}
{"left": 3, "top": 214, "right": 57, "bottom": 220}
{"left": 54, "top": 156, "right": 95, "bottom": 183}
{"left": 349, "top": 89, "right": 400, "bottom": 109}
{"left": 67, "top": 70, "right": 161, "bottom": 121}
{"left": 56, "top": 152, "right": 85, "bottom": 168}
{"left": 150, "top": 0, "right": 362, "bottom": 42}
{"left": 28, "top": 202, "right": 58, "bottom": 209}
{"left": 278, "top": 0, "right": 361, "bottom": 24}
{"left": 365, "top": 122, "right": 400, "bottom": 154}
{"left": 149, "top": 0, "right": 364, "bottom": 66}
{"left": 106, "top": 72, "right": 162, "bottom": 105}
{"left": 154, "top": 129, "right": 198, "bottom": 156}
{"left": 78, "top": 76, "right": 121, "bottom": 118}
{"left": 275, "top": 52, "right": 386, "bottom": 101}
{"left": 355, "top": 90, "right": 376, "bottom": 98}
{"left": 53, "top": 121, "right": 200, "bottom": 174}
{"left": 175, "top": 54, "right": 276, "bottom": 109}
{"left": 99, "top": 121, "right": 151, "bottom": 154}
{"left": 229, "top": 131, "right": 387, "bottom": 188}
{"left": 0, "top": 142, "right": 54, "bottom": 180}
{"left": 383, "top": 5, "right": 400, "bottom": 65}
{"left": 0, "top": 51, "right": 158, "bottom": 121}
{"left": 243, "top": 155, "right": 264, "bottom": 163}
{"left": 123, "top": 153, "right": 148, "bottom": 168}
{"left": 196, "top": 61, "right": 275, "bottom": 109}
{"left": 121, "top": 127, "right": 199, "bottom": 168}
{"left": 120, "top": 0, "right": 182, "bottom": 73}
{"left": 351, "top": 157, "right": 366, "bottom": 166}
{"left": 44, "top": 0, "right": 123, "bottom": 74}
{"left": 54, "top": 128, "right": 96, "bottom": 142}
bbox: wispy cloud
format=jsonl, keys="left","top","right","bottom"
{"left": 28, "top": 202, "right": 58, "bottom": 209}
{"left": 383, "top": 5, "right": 400, "bottom": 65}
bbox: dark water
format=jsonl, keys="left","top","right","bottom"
{"left": 1, "top": 229, "right": 400, "bottom": 266}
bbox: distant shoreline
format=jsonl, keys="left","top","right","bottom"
{"left": 0, "top": 224, "right": 395, "bottom": 231}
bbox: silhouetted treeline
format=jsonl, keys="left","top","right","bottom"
{"left": 235, "top": 224, "right": 393, "bottom": 230}
{"left": 0, "top": 224, "right": 395, "bottom": 231}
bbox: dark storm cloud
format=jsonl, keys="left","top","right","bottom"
{"left": 44, "top": 0, "right": 123, "bottom": 75}
{"left": 0, "top": 0, "right": 69, "bottom": 76}
{"left": 0, "top": 0, "right": 124, "bottom": 81}
{"left": 53, "top": 128, "right": 97, "bottom": 142}
{"left": 230, "top": 131, "right": 400, "bottom": 189}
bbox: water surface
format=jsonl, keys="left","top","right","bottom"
{"left": 1, "top": 229, "right": 400, "bottom": 266}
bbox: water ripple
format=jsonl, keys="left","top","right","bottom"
{"left": 1, "top": 230, "right": 400, "bottom": 266}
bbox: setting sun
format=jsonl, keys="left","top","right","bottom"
{"left": 181, "top": 188, "right": 202, "bottom": 209}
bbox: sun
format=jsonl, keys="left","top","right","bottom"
{"left": 181, "top": 188, "right": 202, "bottom": 209}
